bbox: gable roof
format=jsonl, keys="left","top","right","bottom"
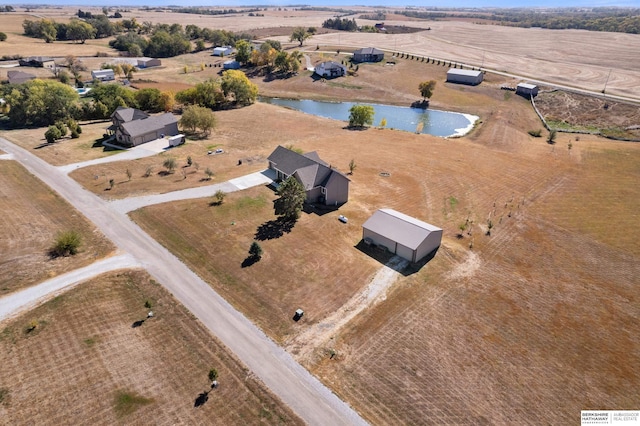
{"left": 362, "top": 208, "right": 442, "bottom": 250}
{"left": 317, "top": 61, "right": 344, "bottom": 70}
{"left": 7, "top": 70, "right": 36, "bottom": 84}
{"left": 353, "top": 47, "right": 384, "bottom": 55}
{"left": 111, "top": 106, "right": 149, "bottom": 123}
{"left": 267, "top": 145, "right": 348, "bottom": 189}
{"left": 121, "top": 113, "right": 177, "bottom": 138}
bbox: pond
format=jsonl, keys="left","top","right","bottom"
{"left": 260, "top": 98, "right": 478, "bottom": 137}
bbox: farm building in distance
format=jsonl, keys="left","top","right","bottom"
{"left": 362, "top": 209, "right": 442, "bottom": 263}
{"left": 137, "top": 58, "right": 162, "bottom": 68}
{"left": 446, "top": 69, "right": 483, "bottom": 85}
{"left": 267, "top": 145, "right": 350, "bottom": 206}
{"left": 19, "top": 56, "right": 55, "bottom": 68}
{"left": 314, "top": 61, "right": 347, "bottom": 78}
{"left": 223, "top": 60, "right": 240, "bottom": 70}
{"left": 212, "top": 46, "right": 234, "bottom": 56}
{"left": 108, "top": 106, "right": 179, "bottom": 147}
{"left": 516, "top": 83, "right": 539, "bottom": 97}
{"left": 352, "top": 47, "right": 384, "bottom": 63}
{"left": 91, "top": 69, "right": 115, "bottom": 82}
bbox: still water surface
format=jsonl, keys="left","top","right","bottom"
{"left": 261, "top": 98, "right": 478, "bottom": 137}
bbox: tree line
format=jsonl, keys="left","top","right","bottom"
{"left": 322, "top": 18, "right": 358, "bottom": 32}
{"left": 0, "top": 69, "right": 257, "bottom": 128}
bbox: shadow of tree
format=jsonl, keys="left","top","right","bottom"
{"left": 254, "top": 217, "right": 295, "bottom": 241}
{"left": 194, "top": 391, "right": 209, "bottom": 408}
{"left": 241, "top": 255, "right": 259, "bottom": 268}
{"left": 131, "top": 319, "right": 145, "bottom": 328}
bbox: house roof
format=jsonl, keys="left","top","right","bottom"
{"left": 447, "top": 69, "right": 482, "bottom": 77}
{"left": 25, "top": 56, "right": 53, "bottom": 63}
{"left": 267, "top": 145, "right": 348, "bottom": 190}
{"left": 111, "top": 106, "right": 149, "bottom": 123}
{"left": 353, "top": 47, "right": 384, "bottom": 55}
{"left": 7, "top": 70, "right": 35, "bottom": 84}
{"left": 121, "top": 113, "right": 177, "bottom": 138}
{"left": 317, "top": 61, "right": 345, "bottom": 70}
{"left": 362, "top": 208, "right": 442, "bottom": 250}
{"left": 92, "top": 69, "right": 114, "bottom": 76}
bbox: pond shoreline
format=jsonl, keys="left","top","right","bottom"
{"left": 259, "top": 97, "right": 479, "bottom": 138}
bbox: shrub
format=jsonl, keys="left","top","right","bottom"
{"left": 50, "top": 230, "right": 82, "bottom": 257}
{"left": 0, "top": 32, "right": 6, "bottom": 42}
{"left": 528, "top": 129, "right": 542, "bottom": 137}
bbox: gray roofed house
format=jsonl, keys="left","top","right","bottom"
{"left": 352, "top": 47, "right": 384, "bottom": 63}
{"left": 314, "top": 61, "right": 347, "bottom": 78}
{"left": 362, "top": 208, "right": 442, "bottom": 263}
{"left": 91, "top": 69, "right": 115, "bottom": 82}
{"left": 7, "top": 70, "right": 36, "bottom": 84}
{"left": 109, "top": 106, "right": 179, "bottom": 147}
{"left": 267, "top": 145, "right": 350, "bottom": 206}
{"left": 19, "top": 56, "right": 55, "bottom": 68}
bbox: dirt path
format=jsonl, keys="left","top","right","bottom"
{"left": 0, "top": 252, "right": 140, "bottom": 322}
{"left": 0, "top": 137, "right": 367, "bottom": 426}
{"left": 287, "top": 255, "right": 409, "bottom": 361}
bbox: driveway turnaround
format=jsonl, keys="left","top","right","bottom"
{"left": 0, "top": 253, "right": 140, "bottom": 322}
{"left": 0, "top": 137, "right": 368, "bottom": 426}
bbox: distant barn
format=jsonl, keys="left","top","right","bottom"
{"left": 446, "top": 69, "right": 483, "bottom": 86}
{"left": 516, "top": 83, "right": 539, "bottom": 98}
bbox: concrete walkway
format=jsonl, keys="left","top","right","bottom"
{"left": 0, "top": 253, "right": 141, "bottom": 322}
{"left": 109, "top": 169, "right": 275, "bottom": 213}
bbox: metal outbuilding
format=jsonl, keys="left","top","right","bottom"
{"left": 516, "top": 83, "right": 539, "bottom": 97}
{"left": 362, "top": 209, "right": 442, "bottom": 263}
{"left": 446, "top": 69, "right": 483, "bottom": 85}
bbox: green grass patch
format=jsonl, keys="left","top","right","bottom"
{"left": 503, "top": 91, "right": 511, "bottom": 100}
{"left": 83, "top": 337, "right": 97, "bottom": 347}
{"left": 114, "top": 390, "right": 154, "bottom": 417}
{"left": 449, "top": 196, "right": 458, "bottom": 210}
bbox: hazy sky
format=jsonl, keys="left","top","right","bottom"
{"left": 10, "top": 0, "right": 640, "bottom": 7}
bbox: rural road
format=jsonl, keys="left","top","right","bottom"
{"left": 0, "top": 137, "right": 368, "bottom": 426}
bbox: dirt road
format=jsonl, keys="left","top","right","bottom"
{"left": 0, "top": 137, "right": 367, "bottom": 426}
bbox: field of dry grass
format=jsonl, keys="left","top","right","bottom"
{"left": 126, "top": 83, "right": 639, "bottom": 424}
{"left": 0, "top": 269, "right": 302, "bottom": 425}
{"left": 0, "top": 160, "right": 114, "bottom": 296}
{"left": 1, "top": 7, "right": 639, "bottom": 424}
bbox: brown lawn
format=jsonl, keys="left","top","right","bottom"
{"left": 127, "top": 82, "right": 640, "bottom": 424}
{"left": 0, "top": 160, "right": 114, "bottom": 296}
{"left": 1, "top": 8, "right": 639, "bottom": 424}
{"left": 0, "top": 269, "right": 302, "bottom": 425}
{"left": 2, "top": 121, "right": 124, "bottom": 166}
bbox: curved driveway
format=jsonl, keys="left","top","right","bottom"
{"left": 0, "top": 137, "right": 367, "bottom": 426}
